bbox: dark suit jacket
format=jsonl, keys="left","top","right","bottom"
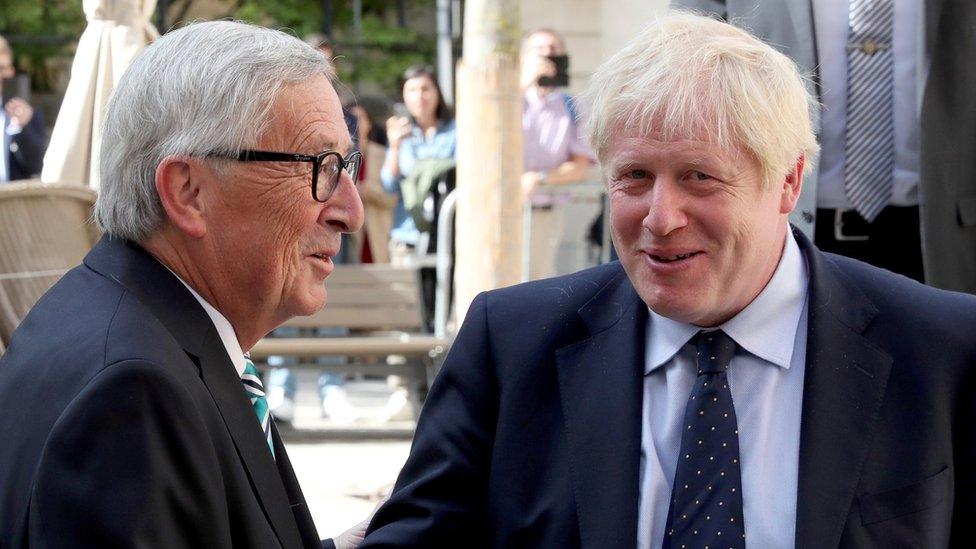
{"left": 0, "top": 236, "right": 324, "bottom": 548}
{"left": 362, "top": 230, "right": 976, "bottom": 548}
{"left": 4, "top": 109, "right": 45, "bottom": 181}
{"left": 671, "top": 0, "right": 976, "bottom": 293}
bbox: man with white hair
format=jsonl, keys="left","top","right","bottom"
{"left": 0, "top": 21, "right": 364, "bottom": 547}
{"left": 361, "top": 13, "right": 976, "bottom": 548}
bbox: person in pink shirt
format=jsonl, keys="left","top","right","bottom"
{"left": 520, "top": 28, "right": 596, "bottom": 279}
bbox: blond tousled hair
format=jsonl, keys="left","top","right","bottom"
{"left": 581, "top": 12, "right": 819, "bottom": 188}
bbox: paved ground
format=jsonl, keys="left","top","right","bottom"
{"left": 278, "top": 371, "right": 415, "bottom": 537}
{"left": 286, "top": 440, "right": 411, "bottom": 538}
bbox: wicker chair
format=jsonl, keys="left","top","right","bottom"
{"left": 0, "top": 182, "right": 99, "bottom": 350}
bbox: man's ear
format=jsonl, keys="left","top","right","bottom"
{"left": 155, "top": 156, "right": 207, "bottom": 238}
{"left": 779, "top": 154, "right": 805, "bottom": 215}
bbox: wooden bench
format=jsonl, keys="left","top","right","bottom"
{"left": 249, "top": 264, "right": 450, "bottom": 386}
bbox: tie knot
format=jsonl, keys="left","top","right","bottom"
{"left": 243, "top": 356, "right": 259, "bottom": 377}
{"left": 693, "top": 330, "right": 736, "bottom": 375}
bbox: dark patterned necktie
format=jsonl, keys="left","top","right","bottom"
{"left": 663, "top": 330, "right": 745, "bottom": 548}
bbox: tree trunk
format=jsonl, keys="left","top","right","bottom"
{"left": 453, "top": 0, "right": 523, "bottom": 323}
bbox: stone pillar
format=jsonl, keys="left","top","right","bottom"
{"left": 453, "top": 0, "right": 523, "bottom": 322}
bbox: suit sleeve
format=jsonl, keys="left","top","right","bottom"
{"left": 11, "top": 110, "right": 45, "bottom": 177}
{"left": 28, "top": 359, "right": 232, "bottom": 547}
{"left": 361, "top": 292, "right": 498, "bottom": 548}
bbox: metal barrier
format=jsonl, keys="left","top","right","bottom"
{"left": 521, "top": 181, "right": 610, "bottom": 282}
{"left": 431, "top": 182, "right": 613, "bottom": 338}
{"left": 434, "top": 189, "right": 458, "bottom": 339}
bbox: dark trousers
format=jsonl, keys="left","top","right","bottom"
{"left": 814, "top": 206, "right": 924, "bottom": 283}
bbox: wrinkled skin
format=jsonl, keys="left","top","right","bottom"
{"left": 149, "top": 74, "right": 364, "bottom": 350}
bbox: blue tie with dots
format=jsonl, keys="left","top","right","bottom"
{"left": 664, "top": 330, "right": 745, "bottom": 548}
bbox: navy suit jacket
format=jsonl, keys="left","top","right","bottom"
{"left": 0, "top": 236, "right": 324, "bottom": 548}
{"left": 362, "top": 229, "right": 976, "bottom": 548}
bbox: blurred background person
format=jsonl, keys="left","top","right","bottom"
{"left": 381, "top": 64, "right": 456, "bottom": 261}
{"left": 381, "top": 63, "right": 455, "bottom": 309}
{"left": 380, "top": 63, "right": 455, "bottom": 421}
{"left": 0, "top": 34, "right": 45, "bottom": 183}
{"left": 348, "top": 104, "right": 396, "bottom": 264}
{"left": 519, "top": 28, "right": 596, "bottom": 279}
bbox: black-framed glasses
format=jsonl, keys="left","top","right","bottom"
{"left": 215, "top": 149, "right": 362, "bottom": 202}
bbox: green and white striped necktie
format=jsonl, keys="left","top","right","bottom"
{"left": 242, "top": 355, "right": 275, "bottom": 458}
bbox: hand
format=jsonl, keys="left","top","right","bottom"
{"left": 4, "top": 97, "right": 33, "bottom": 127}
{"left": 521, "top": 170, "right": 543, "bottom": 202}
{"left": 332, "top": 516, "right": 369, "bottom": 549}
{"left": 385, "top": 116, "right": 412, "bottom": 147}
{"left": 332, "top": 493, "right": 390, "bottom": 549}
{"left": 520, "top": 54, "right": 556, "bottom": 91}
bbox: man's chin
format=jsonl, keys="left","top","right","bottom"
{"left": 640, "top": 288, "right": 713, "bottom": 326}
{"left": 289, "top": 289, "right": 327, "bottom": 318}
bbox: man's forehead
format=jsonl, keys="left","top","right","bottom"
{"left": 266, "top": 76, "right": 350, "bottom": 152}
{"left": 606, "top": 128, "right": 745, "bottom": 167}
{"left": 526, "top": 32, "right": 564, "bottom": 52}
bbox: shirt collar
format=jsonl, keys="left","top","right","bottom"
{"left": 645, "top": 227, "right": 808, "bottom": 373}
{"left": 168, "top": 270, "right": 247, "bottom": 378}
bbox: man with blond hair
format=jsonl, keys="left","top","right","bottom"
{"left": 361, "top": 12, "right": 976, "bottom": 548}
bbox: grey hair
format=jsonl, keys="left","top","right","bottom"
{"left": 0, "top": 35, "right": 11, "bottom": 57}
{"left": 96, "top": 20, "right": 334, "bottom": 241}
{"left": 581, "top": 12, "right": 819, "bottom": 188}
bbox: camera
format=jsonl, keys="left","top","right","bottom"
{"left": 537, "top": 55, "right": 569, "bottom": 88}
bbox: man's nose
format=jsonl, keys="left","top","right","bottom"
{"left": 321, "top": 171, "right": 365, "bottom": 234}
{"left": 643, "top": 181, "right": 688, "bottom": 236}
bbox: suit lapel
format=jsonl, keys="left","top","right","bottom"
{"left": 792, "top": 230, "right": 893, "bottom": 548}
{"left": 555, "top": 269, "right": 646, "bottom": 549}
{"left": 84, "top": 236, "right": 306, "bottom": 548}
{"left": 272, "top": 422, "right": 322, "bottom": 548}
{"left": 197, "top": 329, "right": 307, "bottom": 548}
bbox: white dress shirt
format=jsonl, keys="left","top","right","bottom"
{"left": 814, "top": 0, "right": 920, "bottom": 209}
{"left": 173, "top": 273, "right": 246, "bottom": 378}
{"left": 1, "top": 112, "right": 9, "bottom": 182}
{"left": 637, "top": 228, "right": 810, "bottom": 548}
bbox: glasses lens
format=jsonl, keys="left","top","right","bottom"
{"left": 316, "top": 154, "right": 341, "bottom": 201}
{"left": 345, "top": 152, "right": 363, "bottom": 182}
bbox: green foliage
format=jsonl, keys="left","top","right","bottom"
{"left": 229, "top": 0, "right": 323, "bottom": 38}
{"left": 0, "top": 0, "right": 86, "bottom": 92}
{"left": 338, "top": 15, "right": 436, "bottom": 95}
{"left": 1, "top": 0, "right": 440, "bottom": 99}
{"left": 227, "top": 0, "right": 438, "bottom": 98}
